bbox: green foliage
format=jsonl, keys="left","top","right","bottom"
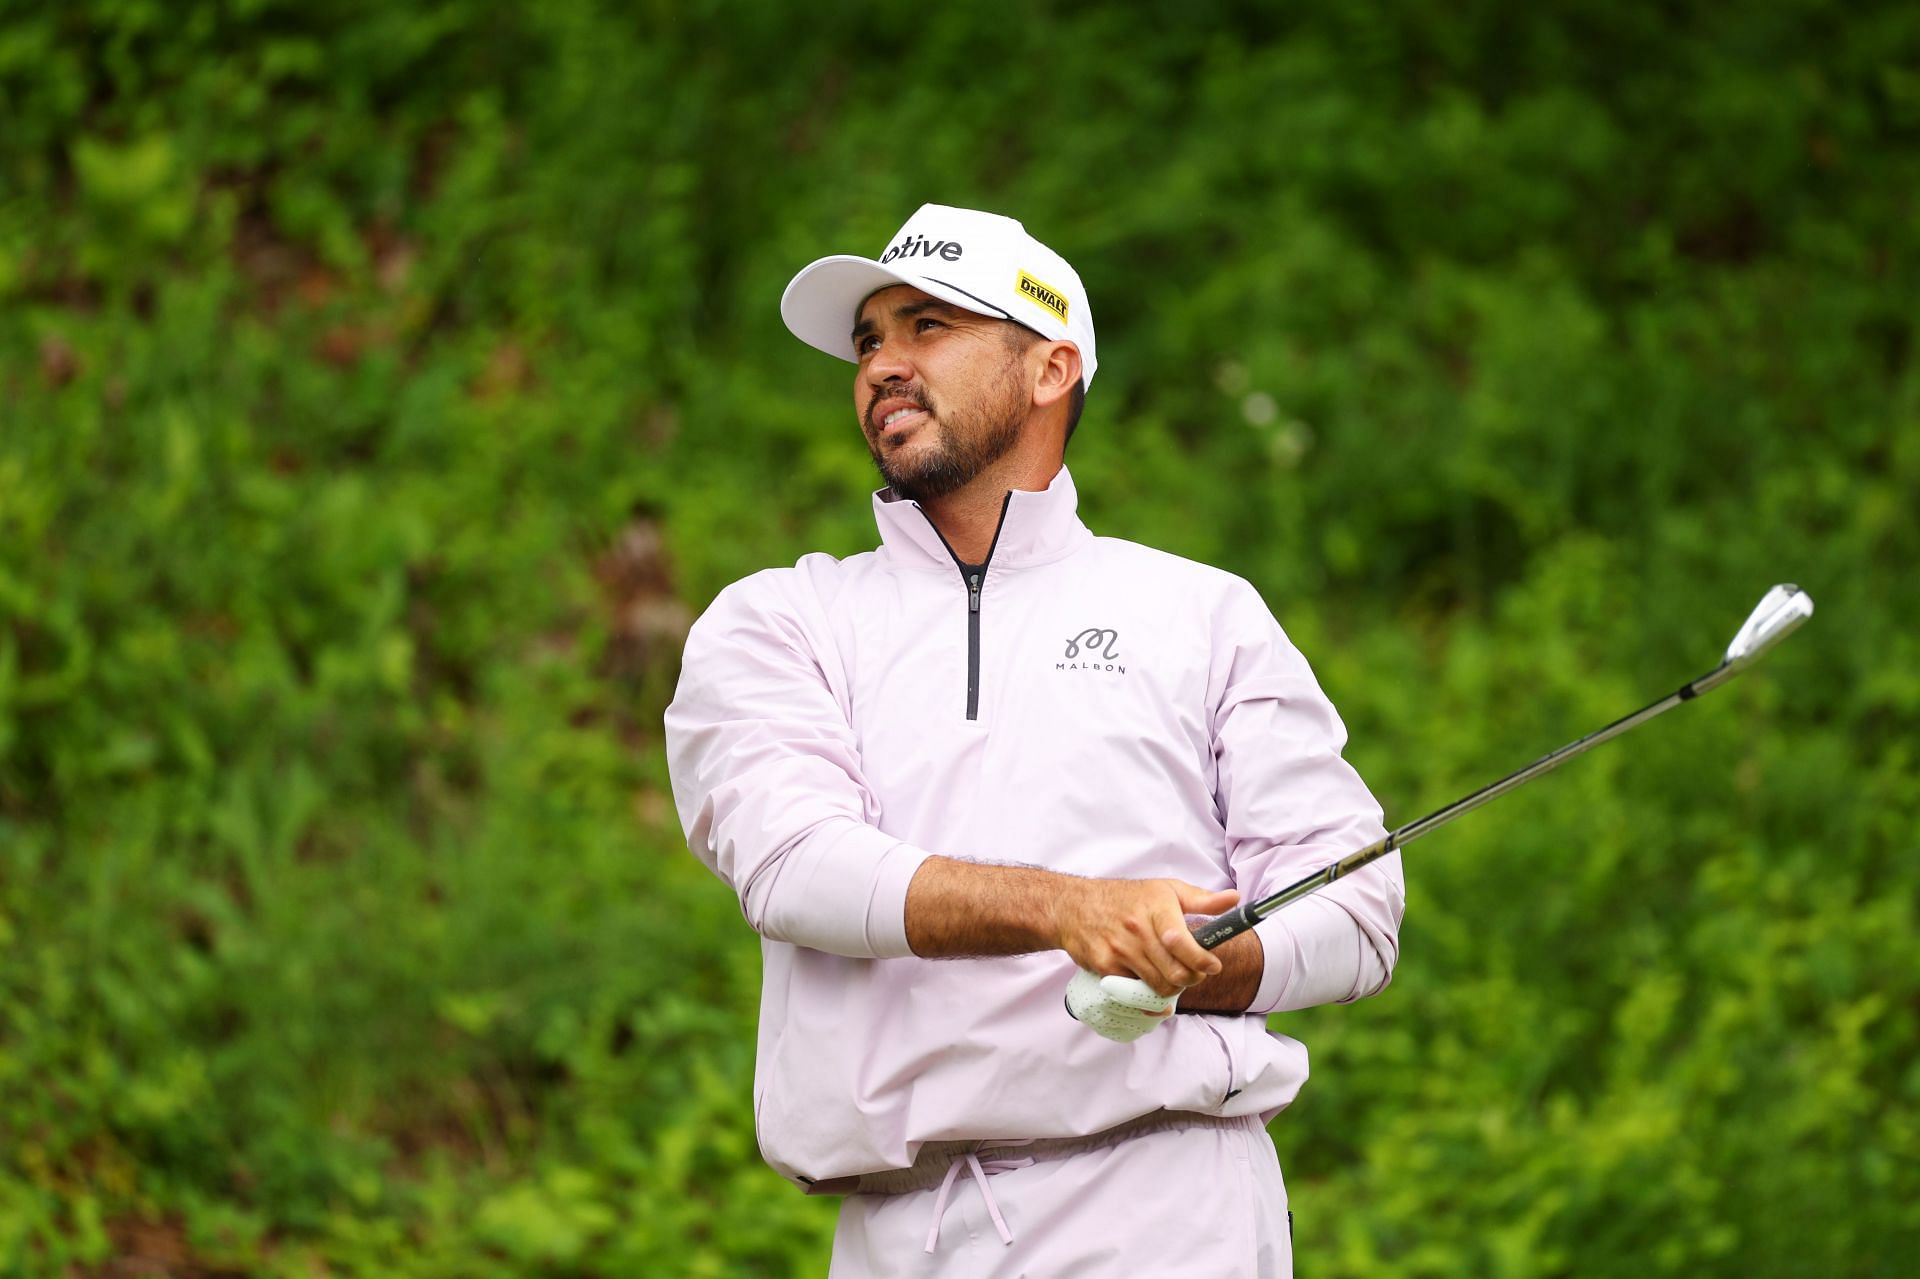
{"left": 2, "top": 0, "right": 1916, "bottom": 1273}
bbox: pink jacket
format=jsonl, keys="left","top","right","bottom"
{"left": 665, "top": 467, "right": 1403, "bottom": 1186}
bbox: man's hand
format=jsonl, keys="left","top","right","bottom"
{"left": 903, "top": 858, "right": 1251, "bottom": 1001}
{"left": 1065, "top": 969, "right": 1177, "bottom": 1042}
{"left": 1049, "top": 878, "right": 1240, "bottom": 996}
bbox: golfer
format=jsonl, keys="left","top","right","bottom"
{"left": 665, "top": 204, "right": 1404, "bottom": 1276}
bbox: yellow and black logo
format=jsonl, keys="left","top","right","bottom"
{"left": 1017, "top": 271, "right": 1069, "bottom": 323}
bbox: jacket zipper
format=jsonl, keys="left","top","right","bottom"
{"left": 925, "top": 491, "right": 1013, "bottom": 721}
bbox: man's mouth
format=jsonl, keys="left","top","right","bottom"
{"left": 872, "top": 398, "right": 932, "bottom": 436}
{"left": 880, "top": 406, "right": 929, "bottom": 434}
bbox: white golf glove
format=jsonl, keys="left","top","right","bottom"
{"left": 1065, "top": 968, "right": 1178, "bottom": 1042}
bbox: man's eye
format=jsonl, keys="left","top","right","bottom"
{"left": 855, "top": 335, "right": 880, "bottom": 356}
{"left": 916, "top": 318, "right": 943, "bottom": 333}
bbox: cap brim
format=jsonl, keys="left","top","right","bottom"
{"left": 780, "top": 256, "right": 1019, "bottom": 364}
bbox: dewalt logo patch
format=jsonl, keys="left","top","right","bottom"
{"left": 1017, "top": 271, "right": 1069, "bottom": 323}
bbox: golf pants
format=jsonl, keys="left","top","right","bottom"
{"left": 828, "top": 1113, "right": 1292, "bottom": 1277}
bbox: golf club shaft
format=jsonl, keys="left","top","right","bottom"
{"left": 1189, "top": 659, "right": 1735, "bottom": 951}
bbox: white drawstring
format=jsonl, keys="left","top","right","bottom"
{"left": 922, "top": 1147, "right": 1034, "bottom": 1252}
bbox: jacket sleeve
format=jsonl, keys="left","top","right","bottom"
{"left": 664, "top": 570, "right": 932, "bottom": 958}
{"left": 1207, "top": 579, "right": 1405, "bottom": 1014}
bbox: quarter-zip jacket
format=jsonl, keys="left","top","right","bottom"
{"left": 665, "top": 467, "right": 1404, "bottom": 1186}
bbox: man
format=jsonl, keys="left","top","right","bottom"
{"left": 664, "top": 204, "right": 1404, "bottom": 1276}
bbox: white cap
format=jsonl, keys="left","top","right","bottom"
{"left": 780, "top": 203, "right": 1097, "bottom": 388}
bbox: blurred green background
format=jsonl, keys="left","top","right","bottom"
{"left": 3, "top": 1, "right": 1917, "bottom": 1274}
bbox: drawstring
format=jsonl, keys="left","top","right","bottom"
{"left": 923, "top": 1146, "right": 1034, "bottom": 1253}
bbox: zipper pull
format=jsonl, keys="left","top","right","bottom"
{"left": 968, "top": 571, "right": 982, "bottom": 611}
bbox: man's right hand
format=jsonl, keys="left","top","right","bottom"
{"left": 1049, "top": 877, "right": 1241, "bottom": 996}
{"left": 903, "top": 857, "right": 1246, "bottom": 997}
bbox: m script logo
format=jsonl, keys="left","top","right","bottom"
{"left": 1017, "top": 271, "right": 1069, "bottom": 322}
{"left": 1057, "top": 627, "right": 1125, "bottom": 675}
{"left": 880, "top": 234, "right": 963, "bottom": 264}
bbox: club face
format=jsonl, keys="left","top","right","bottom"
{"left": 1724, "top": 584, "right": 1814, "bottom": 666}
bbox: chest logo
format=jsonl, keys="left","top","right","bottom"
{"left": 1059, "top": 627, "right": 1126, "bottom": 675}
{"left": 1065, "top": 628, "right": 1119, "bottom": 660}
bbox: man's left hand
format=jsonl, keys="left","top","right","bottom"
{"left": 1065, "top": 968, "right": 1178, "bottom": 1042}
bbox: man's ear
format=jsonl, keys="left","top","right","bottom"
{"left": 1032, "top": 340, "right": 1083, "bottom": 410}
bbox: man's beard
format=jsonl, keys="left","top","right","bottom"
{"left": 864, "top": 366, "right": 1026, "bottom": 503}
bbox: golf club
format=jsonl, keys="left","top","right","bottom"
{"left": 1188, "top": 583, "right": 1814, "bottom": 952}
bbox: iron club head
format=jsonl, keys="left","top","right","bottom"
{"left": 1724, "top": 584, "right": 1814, "bottom": 668}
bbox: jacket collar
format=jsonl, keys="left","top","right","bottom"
{"left": 872, "top": 465, "right": 1090, "bottom": 572}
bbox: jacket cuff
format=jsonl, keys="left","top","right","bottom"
{"left": 1245, "top": 896, "right": 1367, "bottom": 1014}
{"left": 856, "top": 830, "right": 934, "bottom": 958}
{"left": 1246, "top": 912, "right": 1299, "bottom": 1015}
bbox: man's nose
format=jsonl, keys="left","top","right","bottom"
{"left": 864, "top": 336, "right": 914, "bottom": 383}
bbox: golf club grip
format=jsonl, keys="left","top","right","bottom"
{"left": 1190, "top": 901, "right": 1262, "bottom": 950}
{"left": 1189, "top": 835, "right": 1395, "bottom": 952}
